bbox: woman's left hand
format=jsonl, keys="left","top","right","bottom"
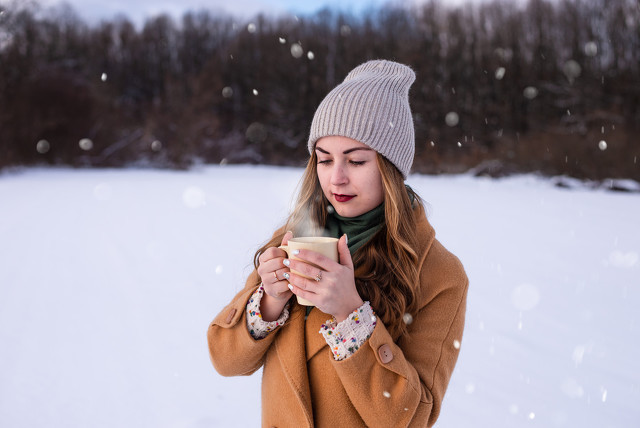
{"left": 285, "top": 234, "right": 364, "bottom": 322}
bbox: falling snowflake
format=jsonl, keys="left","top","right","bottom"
{"left": 511, "top": 284, "right": 540, "bottom": 311}
{"left": 36, "top": 139, "right": 50, "bottom": 154}
{"left": 151, "top": 140, "right": 162, "bottom": 152}
{"left": 93, "top": 183, "right": 112, "bottom": 201}
{"left": 584, "top": 41, "right": 598, "bottom": 57}
{"left": 445, "top": 112, "right": 459, "bottom": 127}
{"left": 222, "top": 87, "right": 233, "bottom": 98}
{"left": 182, "top": 186, "right": 206, "bottom": 209}
{"left": 523, "top": 86, "right": 538, "bottom": 99}
{"left": 561, "top": 377, "right": 585, "bottom": 398}
{"left": 79, "top": 138, "right": 93, "bottom": 151}
{"left": 290, "top": 43, "right": 303, "bottom": 58}
{"left": 606, "top": 250, "right": 639, "bottom": 268}
{"left": 563, "top": 60, "right": 581, "bottom": 82}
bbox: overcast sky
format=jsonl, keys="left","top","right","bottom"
{"left": 37, "top": 0, "right": 490, "bottom": 27}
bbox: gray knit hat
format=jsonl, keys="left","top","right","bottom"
{"left": 307, "top": 59, "right": 416, "bottom": 178}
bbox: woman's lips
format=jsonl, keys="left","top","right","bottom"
{"left": 334, "top": 194, "right": 354, "bottom": 202}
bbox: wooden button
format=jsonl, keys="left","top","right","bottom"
{"left": 378, "top": 344, "right": 393, "bottom": 363}
{"left": 225, "top": 308, "right": 237, "bottom": 324}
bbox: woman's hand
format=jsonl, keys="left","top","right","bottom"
{"left": 257, "top": 231, "right": 293, "bottom": 321}
{"left": 285, "top": 234, "right": 363, "bottom": 322}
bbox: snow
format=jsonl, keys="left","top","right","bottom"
{"left": 1, "top": 165, "right": 638, "bottom": 427}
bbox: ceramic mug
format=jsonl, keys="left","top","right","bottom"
{"left": 279, "top": 237, "right": 339, "bottom": 306}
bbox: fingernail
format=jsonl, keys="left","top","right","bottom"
{"left": 283, "top": 272, "right": 290, "bottom": 280}
{"left": 287, "top": 284, "right": 293, "bottom": 291}
{"left": 283, "top": 259, "right": 290, "bottom": 267}
{"left": 344, "top": 234, "right": 349, "bottom": 245}
{"left": 292, "top": 249, "right": 300, "bottom": 255}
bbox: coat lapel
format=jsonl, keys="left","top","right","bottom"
{"left": 275, "top": 303, "right": 314, "bottom": 425}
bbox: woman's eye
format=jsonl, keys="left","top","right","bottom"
{"left": 318, "top": 159, "right": 332, "bottom": 165}
{"left": 350, "top": 160, "right": 365, "bottom": 166}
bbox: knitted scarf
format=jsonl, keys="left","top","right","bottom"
{"left": 325, "top": 203, "right": 385, "bottom": 255}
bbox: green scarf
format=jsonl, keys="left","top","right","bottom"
{"left": 325, "top": 203, "right": 385, "bottom": 255}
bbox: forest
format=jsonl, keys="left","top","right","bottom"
{"left": 0, "top": 0, "right": 638, "bottom": 180}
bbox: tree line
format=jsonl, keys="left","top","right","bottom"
{"left": 0, "top": 0, "right": 638, "bottom": 180}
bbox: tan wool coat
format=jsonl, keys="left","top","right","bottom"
{"left": 207, "top": 205, "right": 468, "bottom": 427}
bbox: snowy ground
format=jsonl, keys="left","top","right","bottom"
{"left": 0, "top": 165, "right": 638, "bottom": 427}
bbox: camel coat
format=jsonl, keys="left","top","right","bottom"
{"left": 207, "top": 205, "right": 468, "bottom": 427}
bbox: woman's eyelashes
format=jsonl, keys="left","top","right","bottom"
{"left": 317, "top": 158, "right": 366, "bottom": 166}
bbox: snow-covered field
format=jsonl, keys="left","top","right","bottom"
{"left": 0, "top": 165, "right": 638, "bottom": 427}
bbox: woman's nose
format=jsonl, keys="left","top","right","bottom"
{"left": 331, "top": 165, "right": 348, "bottom": 185}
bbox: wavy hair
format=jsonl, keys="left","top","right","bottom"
{"left": 253, "top": 152, "right": 422, "bottom": 339}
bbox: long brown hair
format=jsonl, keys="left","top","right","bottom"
{"left": 253, "top": 151, "right": 423, "bottom": 339}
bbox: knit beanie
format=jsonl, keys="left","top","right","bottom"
{"left": 307, "top": 60, "right": 416, "bottom": 178}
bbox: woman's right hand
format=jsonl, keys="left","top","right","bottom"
{"left": 256, "top": 231, "right": 293, "bottom": 321}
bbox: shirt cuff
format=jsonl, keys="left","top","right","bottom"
{"left": 319, "top": 301, "right": 377, "bottom": 361}
{"left": 246, "top": 284, "right": 290, "bottom": 339}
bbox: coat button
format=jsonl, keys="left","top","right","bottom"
{"left": 378, "top": 344, "right": 393, "bottom": 363}
{"left": 225, "top": 308, "right": 237, "bottom": 324}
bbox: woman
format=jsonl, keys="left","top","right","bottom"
{"left": 207, "top": 60, "right": 468, "bottom": 427}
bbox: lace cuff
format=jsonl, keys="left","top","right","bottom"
{"left": 246, "top": 284, "right": 290, "bottom": 339}
{"left": 319, "top": 301, "right": 377, "bottom": 361}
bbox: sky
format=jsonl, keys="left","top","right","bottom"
{"left": 36, "top": 0, "right": 490, "bottom": 27}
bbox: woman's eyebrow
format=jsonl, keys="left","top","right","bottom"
{"left": 315, "top": 146, "right": 374, "bottom": 155}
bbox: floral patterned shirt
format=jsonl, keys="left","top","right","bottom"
{"left": 246, "top": 285, "right": 377, "bottom": 361}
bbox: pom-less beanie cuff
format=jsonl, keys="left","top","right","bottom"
{"left": 307, "top": 60, "right": 416, "bottom": 178}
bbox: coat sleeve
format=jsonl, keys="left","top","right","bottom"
{"left": 207, "top": 269, "right": 284, "bottom": 377}
{"left": 330, "top": 241, "right": 468, "bottom": 427}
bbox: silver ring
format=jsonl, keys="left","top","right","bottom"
{"left": 273, "top": 271, "right": 279, "bottom": 282}
{"left": 314, "top": 270, "right": 322, "bottom": 282}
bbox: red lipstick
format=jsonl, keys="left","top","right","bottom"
{"left": 334, "top": 194, "right": 354, "bottom": 202}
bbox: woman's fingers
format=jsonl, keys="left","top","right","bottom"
{"left": 337, "top": 234, "right": 353, "bottom": 269}
{"left": 258, "top": 246, "right": 287, "bottom": 265}
{"left": 281, "top": 230, "right": 293, "bottom": 246}
{"left": 286, "top": 271, "right": 318, "bottom": 292}
{"left": 289, "top": 249, "right": 333, "bottom": 271}
{"left": 258, "top": 257, "right": 290, "bottom": 285}
{"left": 284, "top": 259, "right": 324, "bottom": 282}
{"left": 288, "top": 282, "right": 317, "bottom": 304}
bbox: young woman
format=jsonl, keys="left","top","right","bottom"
{"left": 207, "top": 60, "right": 468, "bottom": 427}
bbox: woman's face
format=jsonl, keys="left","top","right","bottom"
{"left": 315, "top": 136, "right": 384, "bottom": 218}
